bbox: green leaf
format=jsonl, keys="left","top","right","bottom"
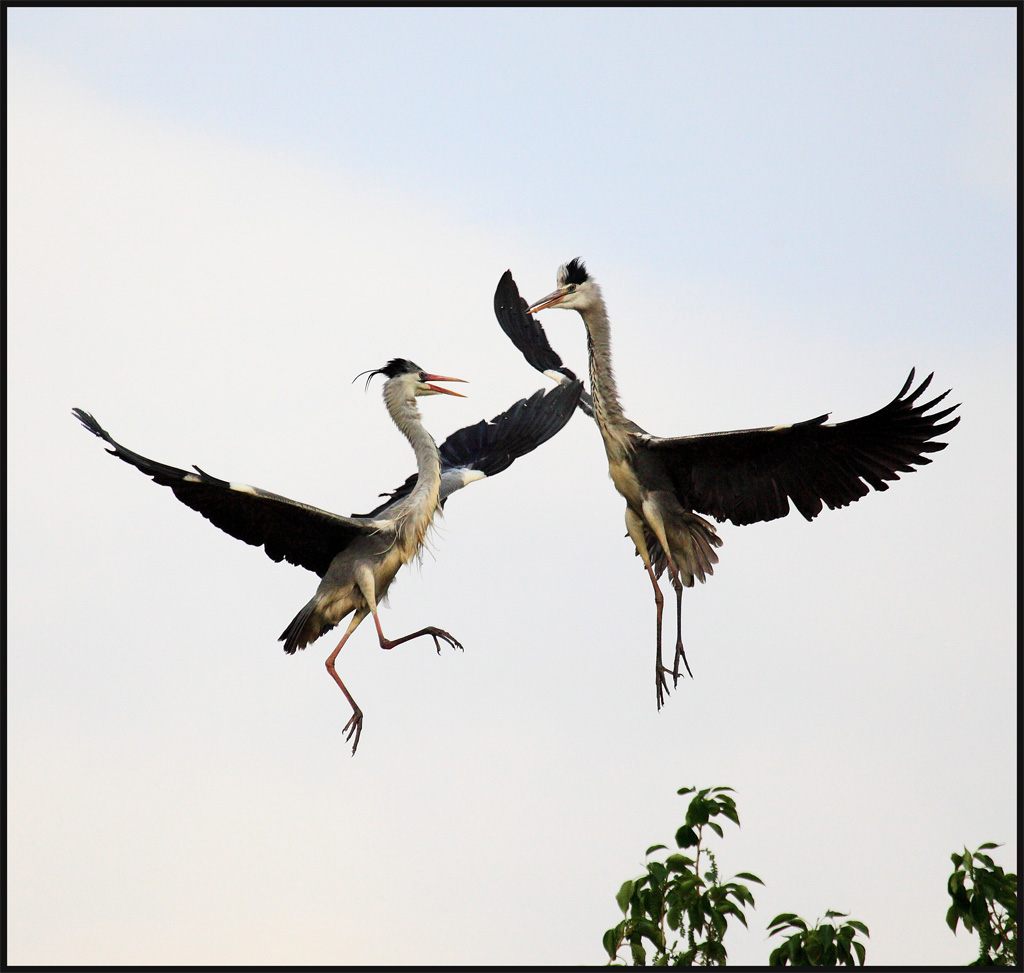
{"left": 616, "top": 880, "right": 635, "bottom": 915}
{"left": 665, "top": 853, "right": 694, "bottom": 873}
{"left": 677, "top": 874, "right": 702, "bottom": 893}
{"left": 846, "top": 920, "right": 869, "bottom": 936}
{"left": 727, "top": 884, "right": 754, "bottom": 907}
{"left": 676, "top": 825, "right": 699, "bottom": 848}
{"left": 706, "top": 939, "right": 728, "bottom": 964}
{"left": 718, "top": 803, "right": 740, "bottom": 826}
{"left": 639, "top": 888, "right": 662, "bottom": 920}
{"left": 666, "top": 905, "right": 682, "bottom": 932}
{"left": 946, "top": 904, "right": 960, "bottom": 934}
{"left": 603, "top": 927, "right": 621, "bottom": 960}
{"left": 853, "top": 939, "right": 866, "bottom": 965}
{"left": 970, "top": 892, "right": 989, "bottom": 927}
{"left": 977, "top": 842, "right": 1001, "bottom": 850}
{"left": 710, "top": 907, "right": 728, "bottom": 937}
{"left": 677, "top": 786, "right": 696, "bottom": 796}
{"left": 768, "top": 913, "right": 805, "bottom": 932}
{"left": 645, "top": 843, "right": 668, "bottom": 857}
{"left": 634, "top": 918, "right": 665, "bottom": 950}
{"left": 687, "top": 797, "right": 710, "bottom": 826}
{"left": 735, "top": 871, "right": 764, "bottom": 885}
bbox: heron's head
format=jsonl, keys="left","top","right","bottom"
{"left": 356, "top": 358, "right": 467, "bottom": 398}
{"left": 527, "top": 257, "right": 601, "bottom": 315}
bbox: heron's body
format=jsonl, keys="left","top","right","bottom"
{"left": 281, "top": 369, "right": 447, "bottom": 655}
{"left": 74, "top": 355, "right": 582, "bottom": 752}
{"left": 498, "top": 259, "right": 959, "bottom": 706}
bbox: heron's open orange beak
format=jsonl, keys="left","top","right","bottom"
{"left": 526, "top": 287, "right": 569, "bottom": 315}
{"left": 422, "top": 373, "right": 468, "bottom": 397}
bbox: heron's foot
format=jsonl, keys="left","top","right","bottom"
{"left": 428, "top": 627, "right": 464, "bottom": 655}
{"left": 656, "top": 663, "right": 672, "bottom": 710}
{"left": 343, "top": 708, "right": 364, "bottom": 756}
{"left": 672, "top": 639, "right": 694, "bottom": 686}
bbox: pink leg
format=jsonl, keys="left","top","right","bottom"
{"left": 371, "top": 611, "right": 463, "bottom": 654}
{"left": 641, "top": 560, "right": 671, "bottom": 710}
{"left": 325, "top": 614, "right": 367, "bottom": 755}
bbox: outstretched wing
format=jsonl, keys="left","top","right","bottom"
{"left": 357, "top": 378, "right": 583, "bottom": 516}
{"left": 493, "top": 269, "right": 595, "bottom": 417}
{"left": 72, "top": 408, "right": 377, "bottom": 577}
{"left": 644, "top": 370, "right": 960, "bottom": 526}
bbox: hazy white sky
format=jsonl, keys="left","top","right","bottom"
{"left": 7, "top": 8, "right": 1016, "bottom": 966}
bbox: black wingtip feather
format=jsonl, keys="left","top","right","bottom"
{"left": 356, "top": 379, "right": 583, "bottom": 517}
{"left": 493, "top": 269, "right": 576, "bottom": 380}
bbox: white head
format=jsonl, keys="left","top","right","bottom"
{"left": 527, "top": 257, "right": 602, "bottom": 315}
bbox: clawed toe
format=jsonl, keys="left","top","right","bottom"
{"left": 656, "top": 664, "right": 671, "bottom": 710}
{"left": 433, "top": 629, "right": 463, "bottom": 653}
{"left": 672, "top": 641, "right": 694, "bottom": 683}
{"left": 343, "top": 710, "right": 364, "bottom": 755}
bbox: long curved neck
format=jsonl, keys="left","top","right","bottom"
{"left": 577, "top": 287, "right": 632, "bottom": 454}
{"left": 382, "top": 383, "right": 442, "bottom": 532}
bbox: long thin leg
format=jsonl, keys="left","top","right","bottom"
{"left": 668, "top": 571, "right": 693, "bottom": 685}
{"left": 371, "top": 611, "right": 463, "bottom": 654}
{"left": 325, "top": 610, "right": 369, "bottom": 755}
{"left": 641, "top": 560, "right": 671, "bottom": 709}
{"left": 626, "top": 507, "right": 670, "bottom": 709}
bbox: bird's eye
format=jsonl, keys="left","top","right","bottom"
{"left": 566, "top": 284, "right": 576, "bottom": 293}
{"left": 418, "top": 372, "right": 427, "bottom": 382}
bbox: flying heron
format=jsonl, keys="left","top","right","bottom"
{"left": 495, "top": 259, "right": 960, "bottom": 707}
{"left": 74, "top": 358, "right": 581, "bottom": 752}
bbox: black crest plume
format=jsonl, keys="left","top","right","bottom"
{"left": 354, "top": 358, "right": 422, "bottom": 390}
{"left": 560, "top": 258, "right": 589, "bottom": 286}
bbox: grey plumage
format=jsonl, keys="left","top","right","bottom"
{"left": 503, "top": 259, "right": 959, "bottom": 707}
{"left": 73, "top": 360, "right": 581, "bottom": 753}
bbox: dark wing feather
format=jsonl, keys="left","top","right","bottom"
{"left": 645, "top": 370, "right": 960, "bottom": 526}
{"left": 357, "top": 379, "right": 583, "bottom": 516}
{"left": 72, "top": 408, "right": 374, "bottom": 577}
{"left": 494, "top": 270, "right": 595, "bottom": 417}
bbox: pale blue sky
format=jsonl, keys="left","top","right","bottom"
{"left": 7, "top": 7, "right": 1016, "bottom": 966}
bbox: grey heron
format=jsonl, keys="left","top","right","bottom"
{"left": 496, "top": 260, "right": 960, "bottom": 707}
{"left": 73, "top": 359, "right": 582, "bottom": 753}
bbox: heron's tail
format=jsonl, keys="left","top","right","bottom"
{"left": 644, "top": 499, "right": 724, "bottom": 587}
{"left": 674, "top": 510, "right": 723, "bottom": 587}
{"left": 280, "top": 597, "right": 331, "bottom": 655}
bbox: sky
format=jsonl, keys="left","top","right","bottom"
{"left": 6, "top": 8, "right": 1017, "bottom": 967}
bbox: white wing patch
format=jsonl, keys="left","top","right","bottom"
{"left": 229, "top": 482, "right": 259, "bottom": 495}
